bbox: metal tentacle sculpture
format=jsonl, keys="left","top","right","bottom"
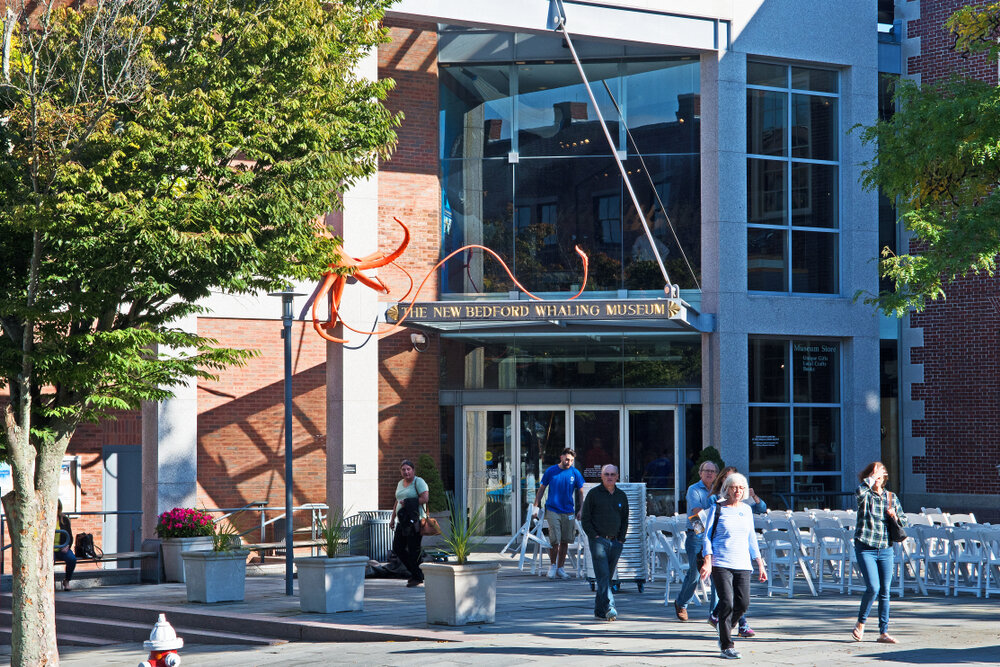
{"left": 312, "top": 217, "right": 590, "bottom": 344}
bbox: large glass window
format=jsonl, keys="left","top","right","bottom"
{"left": 748, "top": 338, "right": 842, "bottom": 509}
{"left": 440, "top": 47, "right": 700, "bottom": 295}
{"left": 441, "top": 334, "right": 701, "bottom": 390}
{"left": 747, "top": 63, "right": 839, "bottom": 294}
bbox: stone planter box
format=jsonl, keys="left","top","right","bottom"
{"left": 161, "top": 536, "right": 214, "bottom": 583}
{"left": 180, "top": 550, "right": 249, "bottom": 603}
{"left": 296, "top": 555, "right": 368, "bottom": 613}
{"left": 422, "top": 561, "right": 500, "bottom": 626}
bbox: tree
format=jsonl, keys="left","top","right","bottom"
{"left": 0, "top": 0, "right": 398, "bottom": 663}
{"left": 417, "top": 453, "right": 448, "bottom": 513}
{"left": 858, "top": 4, "right": 1000, "bottom": 316}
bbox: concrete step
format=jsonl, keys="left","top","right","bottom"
{"left": 0, "top": 600, "right": 288, "bottom": 647}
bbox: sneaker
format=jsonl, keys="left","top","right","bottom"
{"left": 547, "top": 565, "right": 558, "bottom": 579}
{"left": 674, "top": 603, "right": 688, "bottom": 622}
{"left": 557, "top": 568, "right": 571, "bottom": 579}
{"left": 708, "top": 614, "right": 719, "bottom": 629}
{"left": 606, "top": 609, "right": 618, "bottom": 622}
{"left": 738, "top": 625, "right": 756, "bottom": 638}
{"left": 720, "top": 648, "right": 741, "bottom": 659}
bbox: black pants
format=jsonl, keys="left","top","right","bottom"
{"left": 392, "top": 526, "right": 423, "bottom": 582}
{"left": 712, "top": 566, "right": 751, "bottom": 650}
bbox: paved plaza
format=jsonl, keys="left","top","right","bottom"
{"left": 4, "top": 553, "right": 998, "bottom": 666}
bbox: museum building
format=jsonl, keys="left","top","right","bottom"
{"left": 38, "top": 1, "right": 1000, "bottom": 553}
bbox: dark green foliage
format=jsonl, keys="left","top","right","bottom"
{"left": 417, "top": 454, "right": 448, "bottom": 513}
{"left": 857, "top": 4, "right": 1000, "bottom": 315}
{"left": 688, "top": 446, "right": 724, "bottom": 487}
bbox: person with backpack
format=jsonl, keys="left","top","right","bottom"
{"left": 699, "top": 473, "right": 767, "bottom": 660}
{"left": 389, "top": 459, "right": 429, "bottom": 587}
{"left": 54, "top": 500, "right": 76, "bottom": 591}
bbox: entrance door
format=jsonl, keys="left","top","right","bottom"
{"left": 465, "top": 409, "right": 513, "bottom": 536}
{"left": 572, "top": 408, "right": 622, "bottom": 484}
{"left": 627, "top": 408, "right": 677, "bottom": 516}
{"left": 518, "top": 409, "right": 567, "bottom": 527}
{"left": 102, "top": 446, "right": 142, "bottom": 567}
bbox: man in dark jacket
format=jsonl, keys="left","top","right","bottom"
{"left": 581, "top": 464, "right": 629, "bottom": 621}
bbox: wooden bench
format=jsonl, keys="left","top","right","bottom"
{"left": 245, "top": 539, "right": 328, "bottom": 560}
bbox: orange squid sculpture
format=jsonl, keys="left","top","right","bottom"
{"left": 312, "top": 217, "right": 590, "bottom": 344}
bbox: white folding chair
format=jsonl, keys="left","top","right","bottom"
{"left": 951, "top": 526, "right": 986, "bottom": 597}
{"left": 921, "top": 507, "right": 951, "bottom": 526}
{"left": 812, "top": 527, "right": 849, "bottom": 594}
{"left": 949, "top": 513, "right": 977, "bottom": 527}
{"left": 980, "top": 526, "right": 1000, "bottom": 599}
{"left": 913, "top": 524, "right": 953, "bottom": 594}
{"left": 761, "top": 530, "right": 796, "bottom": 597}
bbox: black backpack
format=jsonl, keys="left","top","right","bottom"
{"left": 74, "top": 533, "right": 102, "bottom": 560}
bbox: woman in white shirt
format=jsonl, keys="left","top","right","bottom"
{"left": 699, "top": 472, "right": 767, "bottom": 660}
{"left": 388, "top": 459, "right": 429, "bottom": 587}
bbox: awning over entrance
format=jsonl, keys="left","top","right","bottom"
{"left": 385, "top": 298, "right": 714, "bottom": 335}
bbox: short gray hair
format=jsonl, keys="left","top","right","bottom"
{"left": 721, "top": 472, "right": 749, "bottom": 496}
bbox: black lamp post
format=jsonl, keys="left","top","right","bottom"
{"left": 268, "top": 287, "right": 304, "bottom": 595}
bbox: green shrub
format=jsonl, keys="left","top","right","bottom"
{"left": 417, "top": 454, "right": 448, "bottom": 513}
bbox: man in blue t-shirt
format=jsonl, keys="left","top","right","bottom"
{"left": 533, "top": 448, "right": 585, "bottom": 579}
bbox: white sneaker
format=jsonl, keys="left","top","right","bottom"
{"left": 547, "top": 564, "right": 558, "bottom": 578}
{"left": 557, "top": 568, "right": 571, "bottom": 579}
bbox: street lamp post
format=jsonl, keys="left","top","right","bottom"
{"left": 268, "top": 287, "right": 304, "bottom": 595}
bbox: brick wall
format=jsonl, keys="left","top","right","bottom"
{"left": 197, "top": 318, "right": 327, "bottom": 529}
{"left": 907, "top": 1, "right": 998, "bottom": 84}
{"left": 377, "top": 20, "right": 444, "bottom": 509}
{"left": 904, "top": 1, "right": 1000, "bottom": 499}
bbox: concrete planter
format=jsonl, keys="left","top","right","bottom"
{"left": 161, "top": 535, "right": 212, "bottom": 583}
{"left": 161, "top": 536, "right": 214, "bottom": 583}
{"left": 180, "top": 550, "right": 249, "bottom": 603}
{"left": 422, "top": 561, "right": 500, "bottom": 626}
{"left": 295, "top": 555, "right": 368, "bottom": 613}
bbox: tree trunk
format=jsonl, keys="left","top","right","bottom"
{"left": 2, "top": 424, "right": 71, "bottom": 666}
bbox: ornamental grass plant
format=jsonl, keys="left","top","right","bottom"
{"left": 155, "top": 508, "right": 215, "bottom": 539}
{"left": 443, "top": 493, "right": 485, "bottom": 564}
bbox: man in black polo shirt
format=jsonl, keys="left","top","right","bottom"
{"left": 581, "top": 464, "right": 629, "bottom": 621}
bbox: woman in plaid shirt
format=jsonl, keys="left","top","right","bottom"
{"left": 852, "top": 461, "right": 906, "bottom": 644}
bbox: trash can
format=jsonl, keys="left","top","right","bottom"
{"left": 361, "top": 511, "right": 393, "bottom": 562}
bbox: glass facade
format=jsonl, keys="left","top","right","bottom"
{"left": 748, "top": 338, "right": 842, "bottom": 509}
{"left": 747, "top": 62, "right": 840, "bottom": 294}
{"left": 441, "top": 334, "right": 701, "bottom": 390}
{"left": 440, "top": 56, "right": 701, "bottom": 295}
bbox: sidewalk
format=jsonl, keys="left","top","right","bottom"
{"left": 5, "top": 553, "right": 1000, "bottom": 666}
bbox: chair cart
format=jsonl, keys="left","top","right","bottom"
{"left": 582, "top": 482, "right": 648, "bottom": 592}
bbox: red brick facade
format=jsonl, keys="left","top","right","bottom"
{"left": 905, "top": 1, "right": 1000, "bottom": 498}
{"left": 376, "top": 20, "right": 445, "bottom": 509}
{"left": 196, "top": 318, "right": 328, "bottom": 517}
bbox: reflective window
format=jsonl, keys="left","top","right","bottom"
{"left": 441, "top": 335, "right": 701, "bottom": 390}
{"left": 748, "top": 338, "right": 842, "bottom": 510}
{"left": 747, "top": 62, "right": 839, "bottom": 294}
{"left": 440, "top": 46, "right": 700, "bottom": 295}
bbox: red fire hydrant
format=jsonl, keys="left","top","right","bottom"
{"left": 138, "top": 613, "right": 184, "bottom": 667}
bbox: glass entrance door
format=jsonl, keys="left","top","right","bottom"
{"left": 465, "top": 409, "right": 513, "bottom": 536}
{"left": 518, "top": 409, "right": 567, "bottom": 527}
{"left": 572, "top": 409, "right": 622, "bottom": 484}
{"left": 627, "top": 408, "right": 677, "bottom": 516}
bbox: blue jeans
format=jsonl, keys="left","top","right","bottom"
{"left": 675, "top": 530, "right": 704, "bottom": 609}
{"left": 855, "top": 541, "right": 894, "bottom": 635}
{"left": 54, "top": 548, "right": 76, "bottom": 583}
{"left": 590, "top": 537, "right": 623, "bottom": 616}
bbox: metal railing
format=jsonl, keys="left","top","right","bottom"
{"left": 1, "top": 502, "right": 397, "bottom": 576}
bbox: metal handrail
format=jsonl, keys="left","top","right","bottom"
{"left": 1, "top": 502, "right": 355, "bottom": 576}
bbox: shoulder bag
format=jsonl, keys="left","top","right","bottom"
{"left": 884, "top": 491, "right": 907, "bottom": 543}
{"left": 695, "top": 503, "right": 723, "bottom": 570}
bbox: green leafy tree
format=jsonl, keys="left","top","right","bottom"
{"left": 0, "top": 0, "right": 398, "bottom": 663}
{"left": 858, "top": 5, "right": 1000, "bottom": 315}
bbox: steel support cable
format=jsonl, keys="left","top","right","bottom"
{"left": 550, "top": 0, "right": 676, "bottom": 296}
